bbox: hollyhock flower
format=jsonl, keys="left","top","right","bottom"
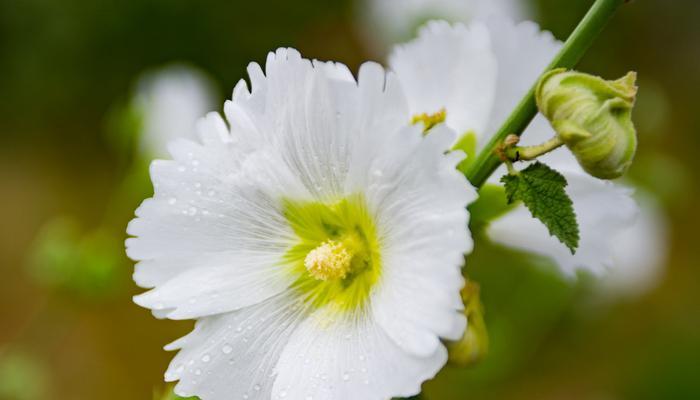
{"left": 126, "top": 48, "right": 475, "bottom": 399}
{"left": 389, "top": 19, "right": 639, "bottom": 276}
{"left": 134, "top": 65, "right": 218, "bottom": 158}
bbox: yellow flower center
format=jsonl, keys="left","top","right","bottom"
{"left": 304, "top": 239, "right": 355, "bottom": 281}
{"left": 282, "top": 195, "right": 381, "bottom": 312}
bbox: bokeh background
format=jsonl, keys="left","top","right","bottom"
{"left": 1, "top": 0, "right": 698, "bottom": 399}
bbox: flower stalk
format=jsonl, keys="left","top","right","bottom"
{"left": 465, "top": 0, "right": 628, "bottom": 188}
{"left": 500, "top": 134, "right": 565, "bottom": 162}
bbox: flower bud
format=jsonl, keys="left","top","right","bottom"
{"left": 447, "top": 281, "right": 488, "bottom": 367}
{"left": 536, "top": 68, "right": 638, "bottom": 179}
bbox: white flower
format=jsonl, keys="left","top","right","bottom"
{"left": 126, "top": 48, "right": 475, "bottom": 400}
{"left": 358, "top": 0, "right": 531, "bottom": 50}
{"left": 135, "top": 65, "right": 218, "bottom": 158}
{"left": 389, "top": 19, "right": 640, "bottom": 276}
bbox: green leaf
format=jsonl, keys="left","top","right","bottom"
{"left": 500, "top": 162, "right": 580, "bottom": 253}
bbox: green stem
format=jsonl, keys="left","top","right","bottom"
{"left": 505, "top": 136, "right": 565, "bottom": 161}
{"left": 465, "top": 0, "right": 626, "bottom": 188}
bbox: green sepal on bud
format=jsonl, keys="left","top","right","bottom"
{"left": 536, "top": 68, "right": 638, "bottom": 179}
{"left": 446, "top": 281, "right": 489, "bottom": 367}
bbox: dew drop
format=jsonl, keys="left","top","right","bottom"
{"left": 222, "top": 344, "right": 233, "bottom": 354}
{"left": 201, "top": 354, "right": 211, "bottom": 363}
{"left": 194, "top": 369, "right": 202, "bottom": 376}
{"left": 253, "top": 384, "right": 261, "bottom": 391}
{"left": 168, "top": 198, "right": 177, "bottom": 205}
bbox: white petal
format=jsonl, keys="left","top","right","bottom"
{"left": 165, "top": 293, "right": 307, "bottom": 400}
{"left": 126, "top": 138, "right": 302, "bottom": 316}
{"left": 481, "top": 17, "right": 562, "bottom": 143}
{"left": 488, "top": 172, "right": 638, "bottom": 276}
{"left": 364, "top": 125, "right": 474, "bottom": 355}
{"left": 196, "top": 112, "right": 233, "bottom": 146}
{"left": 389, "top": 20, "right": 498, "bottom": 136}
{"left": 272, "top": 311, "right": 447, "bottom": 400}
{"left": 133, "top": 261, "right": 292, "bottom": 320}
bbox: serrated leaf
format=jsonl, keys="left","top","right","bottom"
{"left": 500, "top": 162, "right": 579, "bottom": 253}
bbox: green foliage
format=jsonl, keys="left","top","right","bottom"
{"left": 0, "top": 348, "right": 49, "bottom": 400}
{"left": 27, "top": 217, "right": 123, "bottom": 298}
{"left": 500, "top": 162, "right": 579, "bottom": 253}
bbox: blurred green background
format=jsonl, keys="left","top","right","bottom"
{"left": 1, "top": 0, "right": 698, "bottom": 399}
